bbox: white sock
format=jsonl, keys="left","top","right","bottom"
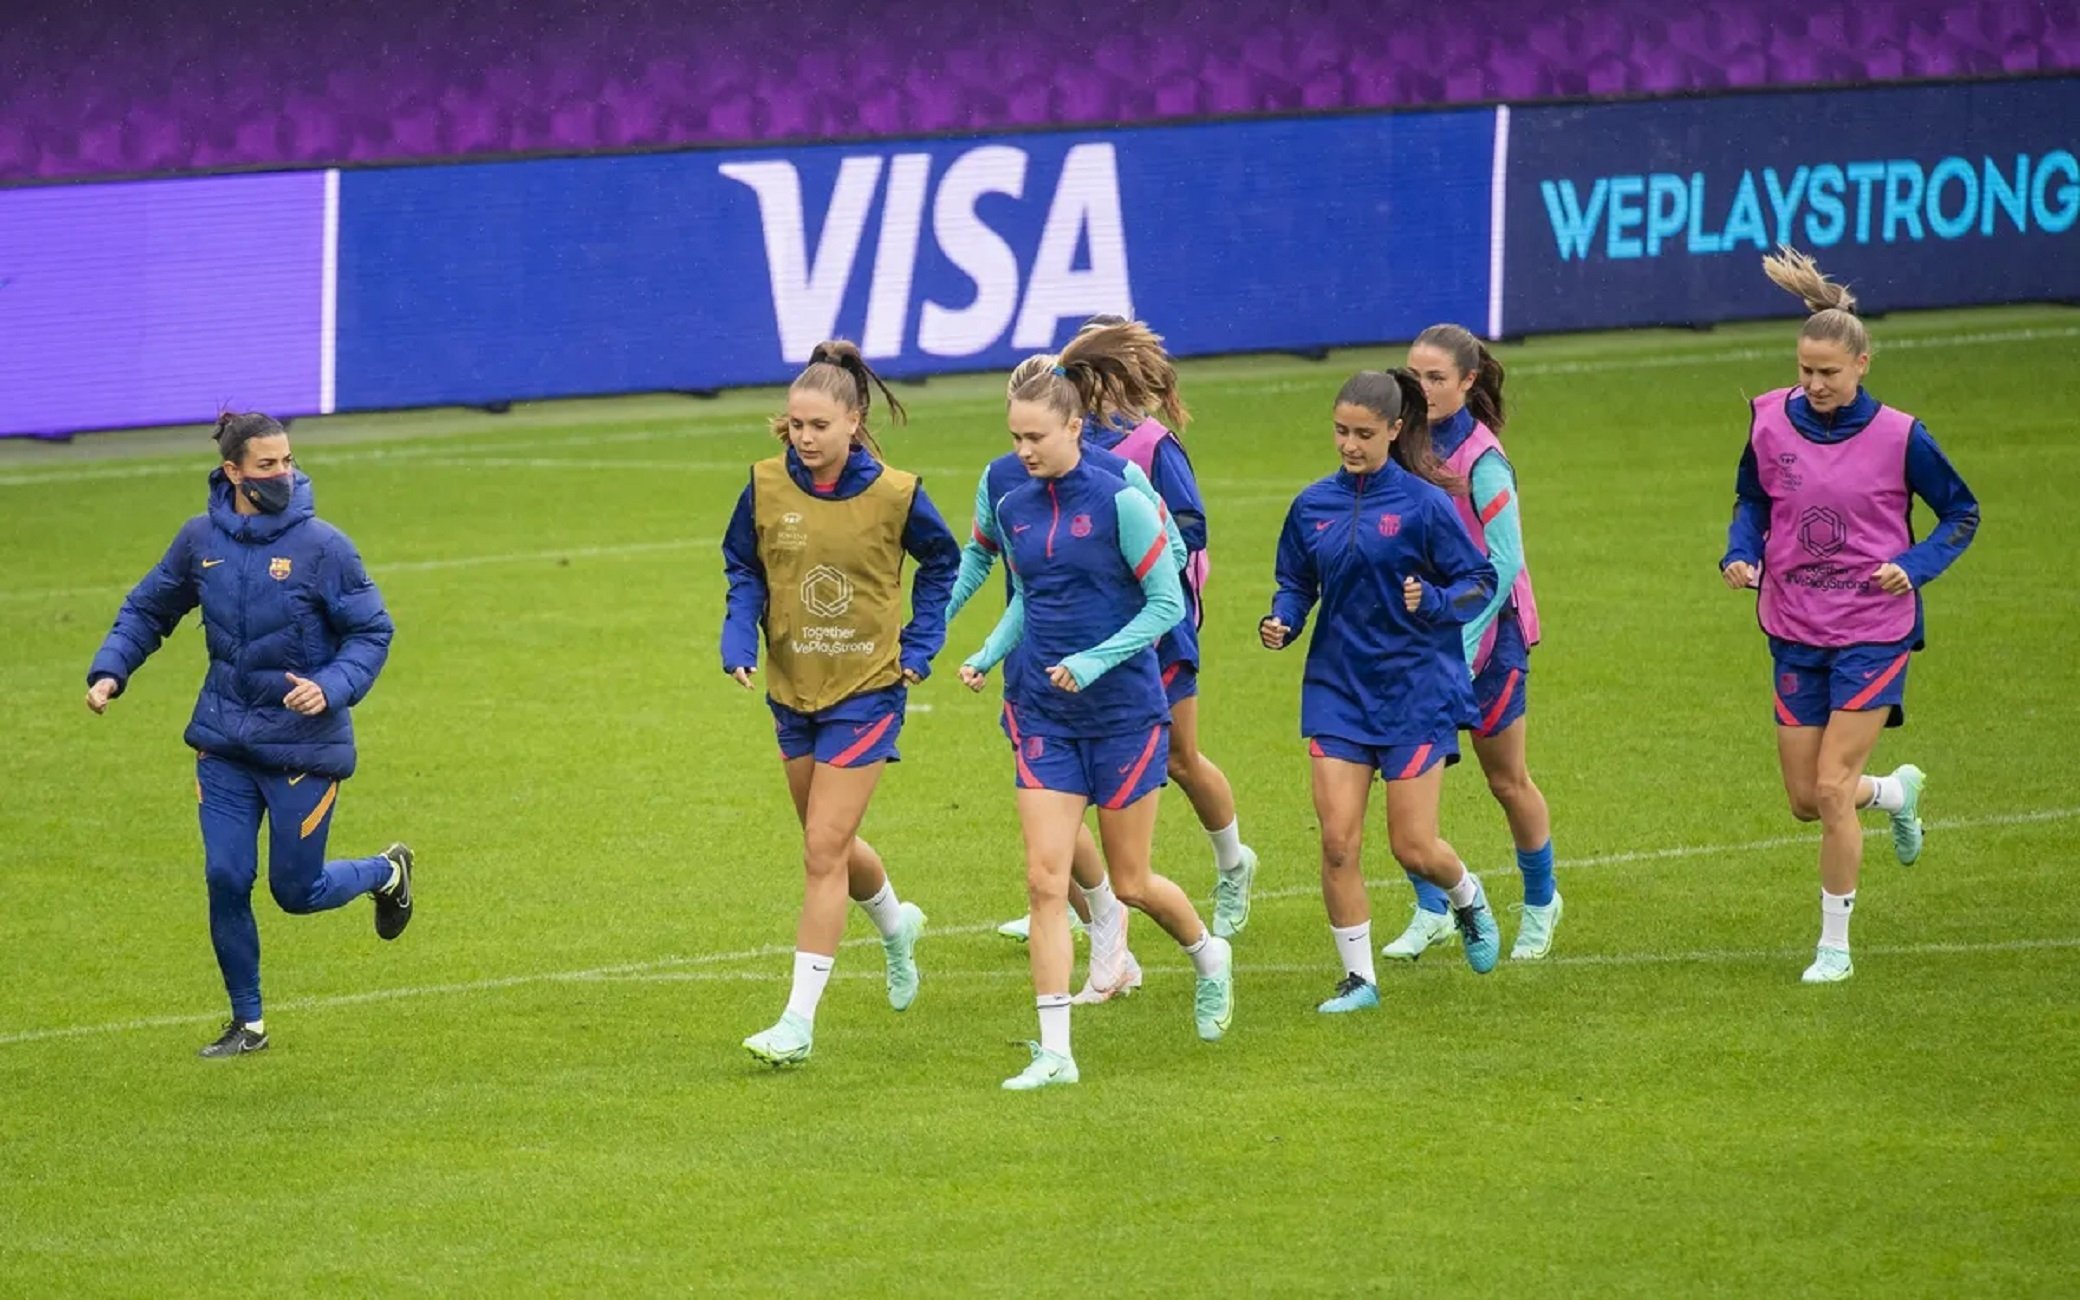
{"left": 1332, "top": 922, "right": 1376, "bottom": 985}
{"left": 245, "top": 1018, "right": 265, "bottom": 1034}
{"left": 1081, "top": 880, "right": 1127, "bottom": 974}
{"left": 785, "top": 951, "right": 834, "bottom": 1022}
{"left": 1861, "top": 773, "right": 1907, "bottom": 813}
{"left": 1820, "top": 890, "right": 1855, "bottom": 951}
{"left": 855, "top": 881, "right": 904, "bottom": 939}
{"left": 1037, "top": 994, "right": 1072, "bottom": 1057}
{"left": 1444, "top": 868, "right": 1481, "bottom": 910}
{"left": 1209, "top": 819, "right": 1247, "bottom": 873}
{"left": 1080, "top": 878, "right": 1122, "bottom": 933}
{"left": 1182, "top": 931, "right": 1231, "bottom": 978}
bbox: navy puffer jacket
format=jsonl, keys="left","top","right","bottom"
{"left": 88, "top": 470, "right": 394, "bottom": 778}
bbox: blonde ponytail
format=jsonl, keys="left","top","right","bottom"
{"left": 1763, "top": 244, "right": 1870, "bottom": 355}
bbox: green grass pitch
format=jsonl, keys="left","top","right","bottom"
{"left": 2, "top": 306, "right": 2076, "bottom": 1296}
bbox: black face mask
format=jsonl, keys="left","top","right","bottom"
{"left": 238, "top": 473, "right": 295, "bottom": 514}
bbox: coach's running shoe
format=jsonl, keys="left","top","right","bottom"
{"left": 1072, "top": 950, "right": 1143, "bottom": 1005}
{"left": 374, "top": 843, "right": 414, "bottom": 941}
{"left": 1194, "top": 938, "right": 1235, "bottom": 1041}
{"left": 1510, "top": 893, "right": 1565, "bottom": 961}
{"left": 1452, "top": 876, "right": 1502, "bottom": 974}
{"left": 1889, "top": 765, "right": 1926, "bottom": 866}
{"left": 743, "top": 1011, "right": 814, "bottom": 1067}
{"left": 1213, "top": 846, "right": 1258, "bottom": 938}
{"left": 883, "top": 902, "right": 926, "bottom": 1012}
{"left": 996, "top": 912, "right": 1087, "bottom": 943}
{"left": 1002, "top": 1043, "right": 1079, "bottom": 1091}
{"left": 1316, "top": 974, "right": 1380, "bottom": 1014}
{"left": 198, "top": 1021, "right": 268, "bottom": 1059}
{"left": 1801, "top": 946, "right": 1854, "bottom": 984}
{"left": 1380, "top": 906, "right": 1458, "bottom": 961}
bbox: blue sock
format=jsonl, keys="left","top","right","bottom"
{"left": 1407, "top": 870, "right": 1450, "bottom": 915}
{"left": 1517, "top": 841, "right": 1556, "bottom": 907}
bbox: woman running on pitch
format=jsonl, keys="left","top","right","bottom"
{"left": 961, "top": 324, "right": 1236, "bottom": 1090}
{"left": 946, "top": 352, "right": 1189, "bottom": 1005}
{"left": 721, "top": 341, "right": 961, "bottom": 1064}
{"left": 1721, "top": 248, "right": 1978, "bottom": 984}
{"left": 1383, "top": 323, "right": 1560, "bottom": 963}
{"left": 1261, "top": 370, "right": 1502, "bottom": 1013}
{"left": 1074, "top": 315, "right": 1258, "bottom": 938}
{"left": 85, "top": 411, "right": 413, "bottom": 1059}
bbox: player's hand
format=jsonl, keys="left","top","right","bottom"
{"left": 901, "top": 667, "right": 923, "bottom": 685}
{"left": 1402, "top": 576, "right": 1425, "bottom": 613}
{"left": 1259, "top": 616, "right": 1291, "bottom": 650}
{"left": 729, "top": 666, "right": 756, "bottom": 689}
{"left": 1871, "top": 563, "right": 1914, "bottom": 596}
{"left": 958, "top": 664, "right": 988, "bottom": 692}
{"left": 282, "top": 673, "right": 328, "bottom": 716}
{"left": 85, "top": 677, "right": 118, "bottom": 714}
{"left": 1722, "top": 560, "right": 1759, "bottom": 590}
{"left": 1046, "top": 664, "right": 1081, "bottom": 693}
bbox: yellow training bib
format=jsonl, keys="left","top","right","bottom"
{"left": 750, "top": 456, "right": 917, "bottom": 714}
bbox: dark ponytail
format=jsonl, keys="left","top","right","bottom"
{"left": 1333, "top": 368, "right": 1462, "bottom": 492}
{"left": 771, "top": 339, "right": 907, "bottom": 457}
{"left": 212, "top": 411, "right": 285, "bottom": 466}
{"left": 1414, "top": 322, "right": 1506, "bottom": 433}
{"left": 1468, "top": 349, "right": 1505, "bottom": 433}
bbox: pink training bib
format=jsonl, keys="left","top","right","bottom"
{"left": 1113, "top": 418, "right": 1211, "bottom": 603}
{"left": 1440, "top": 420, "right": 1541, "bottom": 674}
{"left": 1749, "top": 387, "right": 1916, "bottom": 647}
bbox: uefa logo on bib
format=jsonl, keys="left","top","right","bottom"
{"left": 800, "top": 565, "right": 854, "bottom": 618}
{"left": 1798, "top": 506, "right": 1847, "bottom": 560}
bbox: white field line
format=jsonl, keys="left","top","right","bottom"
{"left": 1183, "top": 806, "right": 2080, "bottom": 913}
{"left": 3, "top": 323, "right": 2073, "bottom": 490}
{"left": 406, "top": 456, "right": 747, "bottom": 473}
{"left": 404, "top": 457, "right": 973, "bottom": 477}
{"left": 0, "top": 537, "right": 720, "bottom": 603}
{"left": 0, "top": 426, "right": 756, "bottom": 488}
{"left": 1537, "top": 804, "right": 2080, "bottom": 869}
{"left": 1222, "top": 324, "right": 2080, "bottom": 396}
{"left": 0, "top": 921, "right": 1010, "bottom": 1048}
{"left": 376, "top": 537, "right": 718, "bottom": 575}
{"left": 1, "top": 805, "right": 2074, "bottom": 1050}
{"left": 603, "top": 935, "right": 2080, "bottom": 985}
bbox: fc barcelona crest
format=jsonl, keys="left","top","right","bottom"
{"left": 268, "top": 557, "right": 293, "bottom": 581}
{"left": 1069, "top": 514, "right": 1093, "bottom": 539}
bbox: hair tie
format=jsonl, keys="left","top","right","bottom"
{"left": 1050, "top": 365, "right": 1068, "bottom": 378}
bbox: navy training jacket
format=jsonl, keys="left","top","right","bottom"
{"left": 88, "top": 470, "right": 394, "bottom": 778}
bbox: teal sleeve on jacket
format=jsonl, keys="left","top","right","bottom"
{"left": 1121, "top": 461, "right": 1187, "bottom": 575}
{"left": 1461, "top": 451, "right": 1524, "bottom": 667}
{"left": 946, "top": 465, "right": 1001, "bottom": 623}
{"left": 1060, "top": 488, "right": 1186, "bottom": 687}
{"left": 965, "top": 570, "right": 1025, "bottom": 674}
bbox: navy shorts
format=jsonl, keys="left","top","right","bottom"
{"left": 1309, "top": 733, "right": 1459, "bottom": 781}
{"left": 1771, "top": 642, "right": 1910, "bottom": 729}
{"left": 770, "top": 685, "right": 906, "bottom": 767}
{"left": 1004, "top": 704, "right": 1169, "bottom": 808}
{"left": 1470, "top": 660, "right": 1528, "bottom": 738}
{"left": 1468, "top": 616, "right": 1530, "bottom": 738}
{"left": 1161, "top": 661, "right": 1199, "bottom": 707}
